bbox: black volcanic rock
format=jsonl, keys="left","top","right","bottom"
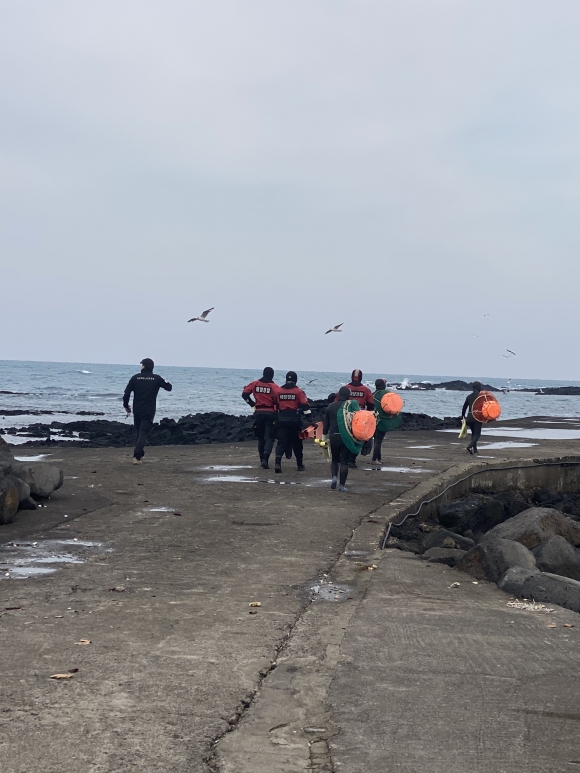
{"left": 10, "top": 402, "right": 462, "bottom": 448}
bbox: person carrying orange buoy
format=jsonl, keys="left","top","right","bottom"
{"left": 371, "top": 379, "right": 404, "bottom": 463}
{"left": 461, "top": 381, "right": 483, "bottom": 454}
{"left": 336, "top": 370, "right": 374, "bottom": 467}
{"left": 322, "top": 386, "right": 376, "bottom": 492}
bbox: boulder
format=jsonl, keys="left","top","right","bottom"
{"left": 498, "top": 567, "right": 540, "bottom": 596}
{"left": 10, "top": 461, "right": 64, "bottom": 498}
{"left": 422, "top": 547, "right": 466, "bottom": 566}
{"left": 17, "top": 497, "right": 37, "bottom": 511}
{"left": 421, "top": 528, "right": 474, "bottom": 553}
{"left": 482, "top": 507, "right": 580, "bottom": 549}
{"left": 0, "top": 436, "right": 11, "bottom": 454}
{"left": 438, "top": 494, "right": 504, "bottom": 534}
{"left": 438, "top": 496, "right": 484, "bottom": 532}
{"left": 8, "top": 474, "right": 31, "bottom": 503}
{"left": 521, "top": 573, "right": 580, "bottom": 614}
{"left": 492, "top": 490, "right": 531, "bottom": 519}
{"left": 457, "top": 538, "right": 537, "bottom": 583}
{"left": 0, "top": 476, "right": 20, "bottom": 525}
{"left": 532, "top": 536, "right": 580, "bottom": 581}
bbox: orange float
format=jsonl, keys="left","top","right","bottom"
{"left": 471, "top": 391, "right": 501, "bottom": 423}
{"left": 351, "top": 411, "right": 377, "bottom": 441}
{"left": 380, "top": 392, "right": 404, "bottom": 415}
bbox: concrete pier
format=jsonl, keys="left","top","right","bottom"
{"left": 1, "top": 418, "right": 580, "bottom": 772}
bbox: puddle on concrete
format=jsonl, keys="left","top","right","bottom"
{"left": 407, "top": 445, "right": 437, "bottom": 449}
{"left": 14, "top": 454, "right": 52, "bottom": 462}
{"left": 309, "top": 582, "right": 354, "bottom": 602}
{"left": 364, "top": 466, "right": 435, "bottom": 474}
{"left": 393, "top": 456, "right": 433, "bottom": 461}
{"left": 203, "top": 475, "right": 259, "bottom": 483}
{"left": 440, "top": 427, "right": 580, "bottom": 440}
{"left": 0, "top": 539, "right": 109, "bottom": 580}
{"left": 203, "top": 465, "right": 253, "bottom": 471}
{"left": 480, "top": 441, "right": 538, "bottom": 450}
{"left": 147, "top": 507, "right": 178, "bottom": 512}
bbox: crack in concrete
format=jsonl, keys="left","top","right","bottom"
{"left": 206, "top": 497, "right": 393, "bottom": 773}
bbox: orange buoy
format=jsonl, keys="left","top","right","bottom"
{"left": 380, "top": 392, "right": 404, "bottom": 416}
{"left": 351, "top": 411, "right": 377, "bottom": 441}
{"left": 472, "top": 391, "right": 501, "bottom": 423}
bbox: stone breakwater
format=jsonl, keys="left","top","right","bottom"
{"left": 385, "top": 486, "right": 580, "bottom": 613}
{"left": 3, "top": 399, "right": 461, "bottom": 448}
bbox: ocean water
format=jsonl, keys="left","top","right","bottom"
{"left": 1, "top": 360, "right": 580, "bottom": 431}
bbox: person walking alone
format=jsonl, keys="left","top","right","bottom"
{"left": 273, "top": 371, "right": 314, "bottom": 473}
{"left": 242, "top": 367, "right": 278, "bottom": 469}
{"left": 123, "top": 358, "right": 173, "bottom": 464}
{"left": 462, "top": 381, "right": 483, "bottom": 454}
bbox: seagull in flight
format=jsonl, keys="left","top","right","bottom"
{"left": 325, "top": 323, "right": 343, "bottom": 334}
{"left": 188, "top": 307, "right": 214, "bottom": 323}
{"left": 502, "top": 349, "right": 516, "bottom": 358}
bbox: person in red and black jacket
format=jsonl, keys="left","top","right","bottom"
{"left": 242, "top": 367, "right": 278, "bottom": 469}
{"left": 274, "top": 371, "right": 314, "bottom": 474}
{"left": 337, "top": 369, "right": 374, "bottom": 410}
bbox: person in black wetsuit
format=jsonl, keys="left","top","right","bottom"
{"left": 462, "top": 381, "right": 483, "bottom": 454}
{"left": 322, "top": 385, "right": 352, "bottom": 492}
{"left": 123, "top": 358, "right": 173, "bottom": 464}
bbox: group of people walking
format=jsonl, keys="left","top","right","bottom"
{"left": 242, "top": 367, "right": 392, "bottom": 491}
{"left": 122, "top": 360, "right": 488, "bottom": 481}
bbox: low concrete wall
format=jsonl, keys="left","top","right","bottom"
{"left": 378, "top": 454, "right": 580, "bottom": 548}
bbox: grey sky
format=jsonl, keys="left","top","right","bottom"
{"left": 2, "top": 1, "right": 579, "bottom": 379}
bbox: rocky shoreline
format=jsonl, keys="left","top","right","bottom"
{"left": 385, "top": 486, "right": 580, "bottom": 613}
{"left": 2, "top": 398, "right": 461, "bottom": 448}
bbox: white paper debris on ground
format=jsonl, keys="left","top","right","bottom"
{"left": 507, "top": 600, "right": 554, "bottom": 613}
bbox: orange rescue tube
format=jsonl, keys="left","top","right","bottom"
{"left": 351, "top": 411, "right": 377, "bottom": 441}
{"left": 471, "top": 391, "right": 501, "bottom": 423}
{"left": 298, "top": 421, "right": 324, "bottom": 440}
{"left": 380, "top": 392, "right": 404, "bottom": 415}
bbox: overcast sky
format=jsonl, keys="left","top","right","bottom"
{"left": 2, "top": 1, "right": 579, "bottom": 380}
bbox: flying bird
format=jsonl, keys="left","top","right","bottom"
{"left": 325, "top": 323, "right": 343, "bottom": 334}
{"left": 188, "top": 307, "right": 214, "bottom": 323}
{"left": 502, "top": 349, "right": 516, "bottom": 358}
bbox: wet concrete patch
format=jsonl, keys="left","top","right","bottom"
{"left": 14, "top": 454, "right": 53, "bottom": 462}
{"left": 203, "top": 475, "right": 259, "bottom": 483}
{"left": 202, "top": 465, "right": 254, "bottom": 471}
{"left": 479, "top": 441, "right": 538, "bottom": 450}
{"left": 363, "top": 466, "right": 435, "bottom": 473}
{"left": 309, "top": 582, "right": 354, "bottom": 602}
{"left": 0, "top": 539, "right": 110, "bottom": 580}
{"left": 440, "top": 427, "right": 580, "bottom": 440}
